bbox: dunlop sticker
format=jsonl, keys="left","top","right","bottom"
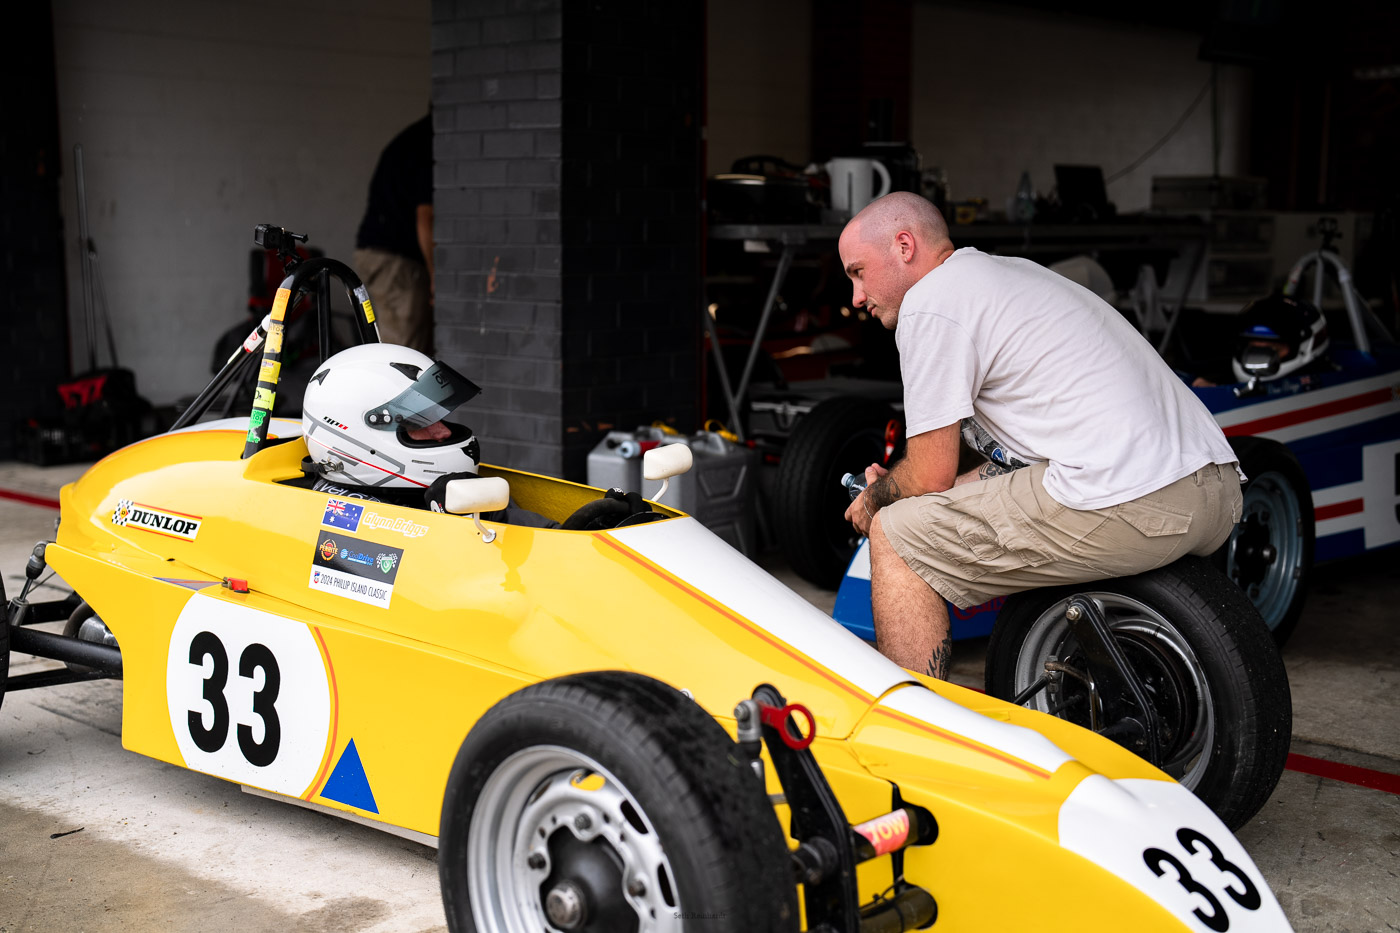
{"left": 254, "top": 387, "right": 276, "bottom": 409}
{"left": 111, "top": 499, "right": 202, "bottom": 541}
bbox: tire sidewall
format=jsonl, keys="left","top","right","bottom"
{"left": 775, "top": 396, "right": 898, "bottom": 587}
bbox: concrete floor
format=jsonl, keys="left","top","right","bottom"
{"left": 1, "top": 460, "right": 1397, "bottom": 932}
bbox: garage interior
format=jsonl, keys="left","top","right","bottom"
{"left": 2, "top": 1, "right": 1398, "bottom": 931}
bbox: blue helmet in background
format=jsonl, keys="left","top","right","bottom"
{"left": 1232, "top": 294, "right": 1329, "bottom": 382}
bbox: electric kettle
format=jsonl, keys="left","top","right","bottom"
{"left": 826, "top": 158, "right": 892, "bottom": 216}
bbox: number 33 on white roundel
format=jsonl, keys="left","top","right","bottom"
{"left": 166, "top": 593, "right": 332, "bottom": 796}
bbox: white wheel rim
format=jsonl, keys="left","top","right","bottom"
{"left": 467, "top": 746, "right": 683, "bottom": 933}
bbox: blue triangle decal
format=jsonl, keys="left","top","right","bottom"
{"left": 321, "top": 739, "right": 379, "bottom": 814}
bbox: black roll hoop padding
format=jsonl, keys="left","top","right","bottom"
{"left": 561, "top": 496, "right": 634, "bottom": 531}
{"left": 561, "top": 487, "right": 656, "bottom": 531}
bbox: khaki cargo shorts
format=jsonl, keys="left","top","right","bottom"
{"left": 354, "top": 248, "right": 432, "bottom": 354}
{"left": 878, "top": 461, "right": 1243, "bottom": 609}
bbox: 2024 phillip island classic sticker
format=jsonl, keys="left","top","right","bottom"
{"left": 309, "top": 530, "right": 403, "bottom": 609}
{"left": 111, "top": 499, "right": 202, "bottom": 540}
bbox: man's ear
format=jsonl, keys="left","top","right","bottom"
{"left": 895, "top": 230, "right": 916, "bottom": 262}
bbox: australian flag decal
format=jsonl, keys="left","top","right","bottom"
{"left": 322, "top": 497, "right": 364, "bottom": 532}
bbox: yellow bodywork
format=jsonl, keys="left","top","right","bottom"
{"left": 43, "top": 427, "right": 1230, "bottom": 931}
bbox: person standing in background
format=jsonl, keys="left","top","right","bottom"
{"left": 354, "top": 112, "right": 433, "bottom": 353}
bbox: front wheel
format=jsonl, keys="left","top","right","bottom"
{"left": 438, "top": 672, "right": 797, "bottom": 933}
{"left": 985, "top": 557, "right": 1291, "bottom": 831}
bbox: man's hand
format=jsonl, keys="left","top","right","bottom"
{"left": 843, "top": 462, "right": 889, "bottom": 537}
{"left": 842, "top": 422, "right": 962, "bottom": 538}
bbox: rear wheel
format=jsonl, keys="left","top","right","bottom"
{"left": 986, "top": 557, "right": 1291, "bottom": 830}
{"left": 439, "top": 671, "right": 797, "bottom": 933}
{"left": 775, "top": 396, "right": 899, "bottom": 588}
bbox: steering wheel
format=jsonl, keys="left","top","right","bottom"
{"left": 561, "top": 491, "right": 667, "bottom": 531}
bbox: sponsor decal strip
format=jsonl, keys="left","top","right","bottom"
{"left": 597, "top": 533, "right": 873, "bottom": 705}
{"left": 873, "top": 706, "right": 1051, "bottom": 780}
{"left": 1222, "top": 388, "right": 1395, "bottom": 438}
{"left": 0, "top": 488, "right": 61, "bottom": 510}
{"left": 304, "top": 626, "right": 342, "bottom": 801}
{"left": 111, "top": 500, "right": 203, "bottom": 540}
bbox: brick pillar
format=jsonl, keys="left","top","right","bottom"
{"left": 431, "top": 0, "right": 702, "bottom": 481}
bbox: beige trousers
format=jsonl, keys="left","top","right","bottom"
{"left": 353, "top": 248, "right": 432, "bottom": 354}
{"left": 880, "top": 460, "right": 1243, "bottom": 608}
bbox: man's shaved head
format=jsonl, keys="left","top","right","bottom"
{"left": 848, "top": 191, "right": 951, "bottom": 250}
{"left": 838, "top": 192, "right": 956, "bottom": 330}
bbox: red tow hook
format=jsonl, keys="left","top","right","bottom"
{"left": 758, "top": 701, "right": 816, "bottom": 751}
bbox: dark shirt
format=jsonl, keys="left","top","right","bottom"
{"left": 355, "top": 115, "right": 432, "bottom": 261}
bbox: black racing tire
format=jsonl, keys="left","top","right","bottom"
{"left": 1217, "top": 437, "right": 1315, "bottom": 645}
{"left": 775, "top": 396, "right": 899, "bottom": 588}
{"left": 439, "top": 671, "right": 797, "bottom": 933}
{"left": 986, "top": 557, "right": 1291, "bottom": 831}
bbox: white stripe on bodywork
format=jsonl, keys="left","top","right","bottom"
{"left": 879, "top": 683, "right": 1073, "bottom": 774}
{"left": 1213, "top": 371, "right": 1400, "bottom": 442}
{"left": 1312, "top": 478, "right": 1368, "bottom": 538}
{"left": 846, "top": 538, "right": 872, "bottom": 581}
{"left": 610, "top": 519, "right": 1079, "bottom": 774}
{"left": 1059, "top": 776, "right": 1291, "bottom": 932}
{"left": 610, "top": 518, "right": 909, "bottom": 700}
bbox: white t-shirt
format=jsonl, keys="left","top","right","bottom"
{"left": 897, "top": 247, "right": 1238, "bottom": 510}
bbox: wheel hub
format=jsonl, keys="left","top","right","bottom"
{"left": 543, "top": 878, "right": 588, "bottom": 930}
{"left": 538, "top": 828, "right": 632, "bottom": 933}
{"left": 1232, "top": 515, "right": 1277, "bottom": 587}
{"left": 467, "top": 752, "right": 682, "bottom": 933}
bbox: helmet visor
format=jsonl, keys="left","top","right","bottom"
{"left": 365, "top": 361, "right": 481, "bottom": 430}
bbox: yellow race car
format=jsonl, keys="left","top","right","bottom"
{"left": 1, "top": 235, "right": 1293, "bottom": 933}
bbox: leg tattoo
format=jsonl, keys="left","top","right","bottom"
{"left": 925, "top": 639, "right": 952, "bottom": 680}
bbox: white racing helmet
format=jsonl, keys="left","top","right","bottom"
{"left": 302, "top": 343, "right": 482, "bottom": 489}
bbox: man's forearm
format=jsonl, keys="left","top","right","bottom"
{"left": 866, "top": 459, "right": 930, "bottom": 511}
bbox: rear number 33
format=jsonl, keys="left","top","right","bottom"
{"left": 188, "top": 631, "right": 281, "bottom": 767}
{"left": 1144, "top": 827, "right": 1262, "bottom": 931}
